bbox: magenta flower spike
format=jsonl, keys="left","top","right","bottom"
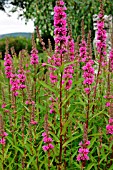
{"left": 4, "top": 53, "right": 12, "bottom": 79}
{"left": 30, "top": 48, "right": 39, "bottom": 65}
{"left": 96, "top": 9, "right": 107, "bottom": 65}
{"left": 109, "top": 49, "right": 113, "bottom": 71}
{"left": 106, "top": 117, "right": 113, "bottom": 134}
{"left": 10, "top": 74, "right": 20, "bottom": 96}
{"left": 42, "top": 132, "right": 54, "bottom": 152}
{"left": 77, "top": 140, "right": 90, "bottom": 161}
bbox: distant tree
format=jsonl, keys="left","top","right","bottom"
{"left": 0, "top": 0, "right": 8, "bottom": 11}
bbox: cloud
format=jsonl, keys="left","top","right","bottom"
{"left": 0, "top": 10, "right": 34, "bottom": 34}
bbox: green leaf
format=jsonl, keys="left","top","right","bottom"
{"left": 13, "top": 145, "right": 24, "bottom": 155}
{"left": 63, "top": 134, "right": 82, "bottom": 148}
{"left": 39, "top": 81, "right": 56, "bottom": 93}
{"left": 50, "top": 131, "right": 60, "bottom": 143}
{"left": 86, "top": 163, "right": 94, "bottom": 170}
{"left": 62, "top": 90, "right": 75, "bottom": 106}
{"left": 26, "top": 155, "right": 35, "bottom": 168}
{"left": 89, "top": 109, "right": 105, "bottom": 121}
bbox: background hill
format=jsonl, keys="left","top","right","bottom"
{"left": 0, "top": 32, "right": 32, "bottom": 39}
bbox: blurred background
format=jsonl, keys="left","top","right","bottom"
{"left": 0, "top": 0, "right": 113, "bottom": 56}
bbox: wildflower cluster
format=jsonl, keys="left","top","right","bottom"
{"left": 4, "top": 53, "right": 12, "bottom": 78}
{"left": 48, "top": 0, "right": 67, "bottom": 84}
{"left": 77, "top": 123, "right": 90, "bottom": 162}
{"left": 79, "top": 40, "right": 87, "bottom": 63}
{"left": 0, "top": 115, "right": 8, "bottom": 145}
{"left": 10, "top": 74, "right": 20, "bottom": 96}
{"left": 96, "top": 8, "right": 107, "bottom": 65}
{"left": 77, "top": 140, "right": 90, "bottom": 161}
{"left": 109, "top": 49, "right": 113, "bottom": 71}
{"left": 42, "top": 132, "right": 54, "bottom": 152}
{"left": 30, "top": 48, "right": 39, "bottom": 65}
{"left": 62, "top": 37, "right": 75, "bottom": 90}
{"left": 106, "top": 117, "right": 113, "bottom": 134}
{"left": 54, "top": 0, "right": 67, "bottom": 54}
{"left": 18, "top": 69, "right": 26, "bottom": 89}
{"left": 0, "top": 131, "right": 8, "bottom": 145}
{"left": 49, "top": 97, "right": 58, "bottom": 114}
{"left": 82, "top": 59, "right": 94, "bottom": 94}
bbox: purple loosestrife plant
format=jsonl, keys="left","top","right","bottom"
{"left": 4, "top": 54, "right": 12, "bottom": 79}
{"left": 82, "top": 59, "right": 94, "bottom": 94}
{"left": 106, "top": 117, "right": 113, "bottom": 134}
{"left": 30, "top": 35, "right": 39, "bottom": 102}
{"left": 92, "top": 0, "right": 107, "bottom": 114}
{"left": 48, "top": 0, "right": 67, "bottom": 84}
{"left": 79, "top": 20, "right": 87, "bottom": 63}
{"left": 0, "top": 115, "right": 8, "bottom": 145}
{"left": 10, "top": 73, "right": 20, "bottom": 97}
{"left": 109, "top": 49, "right": 113, "bottom": 71}
{"left": 42, "top": 132, "right": 54, "bottom": 152}
{"left": 77, "top": 124, "right": 90, "bottom": 168}
{"left": 96, "top": 13, "right": 107, "bottom": 66}
{"left": 0, "top": 131, "right": 8, "bottom": 145}
{"left": 79, "top": 40, "right": 87, "bottom": 63}
{"left": 18, "top": 58, "right": 26, "bottom": 90}
{"left": 30, "top": 48, "right": 39, "bottom": 65}
{"left": 62, "top": 36, "right": 75, "bottom": 90}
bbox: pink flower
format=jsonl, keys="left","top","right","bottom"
{"left": 30, "top": 120, "right": 38, "bottom": 125}
{"left": 4, "top": 54, "right": 12, "bottom": 78}
{"left": 106, "top": 124, "right": 113, "bottom": 134}
{"left": 42, "top": 145, "right": 49, "bottom": 152}
{"left": 42, "top": 132, "right": 54, "bottom": 152}
{"left": 85, "top": 140, "right": 90, "bottom": 146}
{"left": 77, "top": 148, "right": 89, "bottom": 161}
{"left": 79, "top": 40, "right": 87, "bottom": 63}
{"left": 84, "top": 88, "right": 90, "bottom": 95}
{"left": 2, "top": 103, "right": 6, "bottom": 108}
{"left": 106, "top": 102, "right": 110, "bottom": 107}
{"left": 32, "top": 101, "right": 35, "bottom": 105}
{"left": 96, "top": 14, "right": 107, "bottom": 64}
{"left": 42, "top": 63, "right": 46, "bottom": 66}
{"left": 25, "top": 100, "right": 29, "bottom": 105}
{"left": 30, "top": 48, "right": 39, "bottom": 65}
{"left": 3, "top": 132, "right": 8, "bottom": 137}
{"left": 0, "top": 138, "right": 6, "bottom": 145}
{"left": 43, "top": 136, "right": 53, "bottom": 143}
{"left": 109, "top": 49, "right": 113, "bottom": 71}
{"left": 77, "top": 140, "right": 90, "bottom": 161}
{"left": 48, "top": 143, "right": 54, "bottom": 149}
{"left": 109, "top": 118, "right": 113, "bottom": 124}
{"left": 50, "top": 109, "right": 55, "bottom": 114}
{"left": 42, "top": 132, "right": 47, "bottom": 137}
{"left": 50, "top": 73, "right": 57, "bottom": 84}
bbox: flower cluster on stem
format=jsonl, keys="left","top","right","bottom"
{"left": 42, "top": 132, "right": 54, "bottom": 152}
{"left": 48, "top": 0, "right": 67, "bottom": 84}
{"left": 109, "top": 49, "right": 113, "bottom": 71}
{"left": 96, "top": 3, "right": 107, "bottom": 66}
{"left": 30, "top": 48, "right": 39, "bottom": 65}
{"left": 4, "top": 53, "right": 12, "bottom": 79}
{"left": 79, "top": 20, "right": 87, "bottom": 63}
{"left": 62, "top": 36, "right": 75, "bottom": 90}
{"left": 77, "top": 123, "right": 90, "bottom": 163}
{"left": 10, "top": 73, "right": 20, "bottom": 96}
{"left": 18, "top": 69, "right": 26, "bottom": 89}
{"left": 0, "top": 115, "right": 8, "bottom": 145}
{"left": 106, "top": 117, "right": 113, "bottom": 134}
{"left": 42, "top": 114, "right": 54, "bottom": 152}
{"left": 82, "top": 59, "right": 94, "bottom": 94}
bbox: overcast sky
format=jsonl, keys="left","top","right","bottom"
{"left": 0, "top": 8, "right": 34, "bottom": 35}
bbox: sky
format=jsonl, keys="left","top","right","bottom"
{"left": 0, "top": 7, "right": 34, "bottom": 35}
